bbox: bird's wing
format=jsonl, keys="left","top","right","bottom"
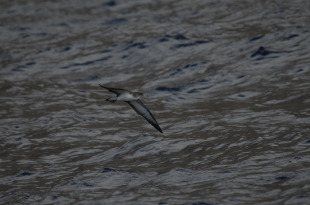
{"left": 99, "top": 84, "right": 129, "bottom": 95}
{"left": 126, "top": 100, "right": 163, "bottom": 133}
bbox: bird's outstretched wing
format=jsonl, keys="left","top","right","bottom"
{"left": 127, "top": 100, "right": 163, "bottom": 133}
{"left": 99, "top": 84, "right": 128, "bottom": 95}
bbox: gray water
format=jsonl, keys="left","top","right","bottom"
{"left": 1, "top": 0, "right": 310, "bottom": 204}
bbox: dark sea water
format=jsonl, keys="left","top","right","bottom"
{"left": 1, "top": 0, "right": 310, "bottom": 204}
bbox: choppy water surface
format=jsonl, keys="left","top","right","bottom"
{"left": 1, "top": 0, "right": 310, "bottom": 204}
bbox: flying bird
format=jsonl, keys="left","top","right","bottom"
{"left": 99, "top": 84, "right": 163, "bottom": 133}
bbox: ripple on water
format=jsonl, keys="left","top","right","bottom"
{"left": 1, "top": 0, "right": 310, "bottom": 204}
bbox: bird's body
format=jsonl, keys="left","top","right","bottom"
{"left": 116, "top": 92, "right": 140, "bottom": 101}
{"left": 99, "top": 84, "right": 163, "bottom": 133}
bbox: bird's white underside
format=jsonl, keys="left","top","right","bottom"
{"left": 117, "top": 93, "right": 140, "bottom": 101}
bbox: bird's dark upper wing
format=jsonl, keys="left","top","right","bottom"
{"left": 99, "top": 84, "right": 129, "bottom": 95}
{"left": 126, "top": 100, "right": 163, "bottom": 133}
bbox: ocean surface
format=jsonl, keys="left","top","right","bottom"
{"left": 1, "top": 0, "right": 310, "bottom": 204}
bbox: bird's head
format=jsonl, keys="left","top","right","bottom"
{"left": 133, "top": 92, "right": 148, "bottom": 98}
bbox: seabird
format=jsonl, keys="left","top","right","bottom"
{"left": 99, "top": 84, "right": 163, "bottom": 133}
